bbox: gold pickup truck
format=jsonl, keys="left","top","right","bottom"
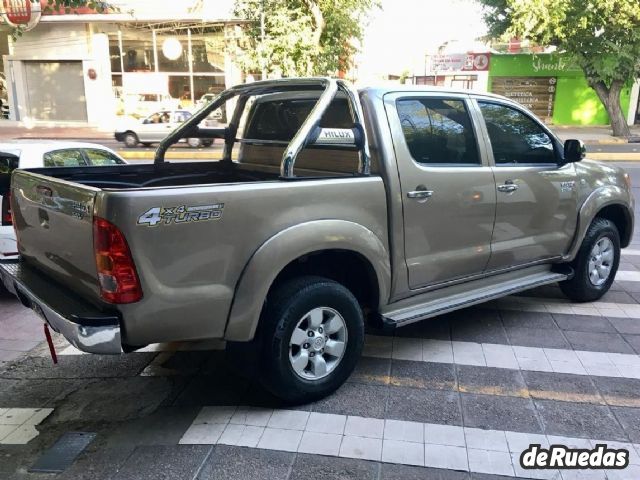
{"left": 0, "top": 78, "right": 634, "bottom": 403}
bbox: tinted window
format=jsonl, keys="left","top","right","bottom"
{"left": 43, "top": 149, "right": 87, "bottom": 167}
{"left": 245, "top": 98, "right": 353, "bottom": 141}
{"left": 479, "top": 102, "right": 556, "bottom": 165}
{"left": 84, "top": 149, "right": 125, "bottom": 166}
{"left": 396, "top": 98, "right": 480, "bottom": 165}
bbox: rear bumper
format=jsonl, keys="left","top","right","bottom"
{"left": 0, "top": 261, "right": 123, "bottom": 354}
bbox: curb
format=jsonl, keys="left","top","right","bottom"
{"left": 587, "top": 153, "right": 640, "bottom": 162}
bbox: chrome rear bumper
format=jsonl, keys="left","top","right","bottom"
{"left": 0, "top": 261, "right": 123, "bottom": 355}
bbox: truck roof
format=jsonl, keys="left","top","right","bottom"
{"left": 358, "top": 84, "right": 507, "bottom": 100}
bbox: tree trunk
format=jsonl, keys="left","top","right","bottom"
{"left": 589, "top": 78, "right": 631, "bottom": 138}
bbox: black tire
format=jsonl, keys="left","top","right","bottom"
{"left": 259, "top": 276, "right": 364, "bottom": 404}
{"left": 123, "top": 132, "right": 139, "bottom": 148}
{"left": 560, "top": 217, "right": 620, "bottom": 302}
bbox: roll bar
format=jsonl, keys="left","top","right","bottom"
{"left": 154, "top": 77, "right": 371, "bottom": 178}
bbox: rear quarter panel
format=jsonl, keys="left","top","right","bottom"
{"left": 98, "top": 176, "right": 388, "bottom": 346}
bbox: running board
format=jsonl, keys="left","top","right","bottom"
{"left": 381, "top": 267, "right": 571, "bottom": 329}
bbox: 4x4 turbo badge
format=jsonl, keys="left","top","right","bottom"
{"left": 137, "top": 204, "right": 224, "bottom": 227}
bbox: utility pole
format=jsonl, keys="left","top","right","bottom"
{"left": 260, "top": 0, "right": 266, "bottom": 79}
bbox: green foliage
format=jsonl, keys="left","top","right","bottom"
{"left": 478, "top": 0, "right": 640, "bottom": 134}
{"left": 41, "top": 0, "right": 110, "bottom": 14}
{"left": 233, "top": 0, "right": 379, "bottom": 77}
{"left": 479, "top": 0, "right": 640, "bottom": 85}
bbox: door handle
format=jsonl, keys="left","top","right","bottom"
{"left": 497, "top": 181, "right": 518, "bottom": 193}
{"left": 407, "top": 190, "right": 434, "bottom": 199}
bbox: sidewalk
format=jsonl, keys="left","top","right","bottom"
{"left": 551, "top": 125, "right": 640, "bottom": 145}
{"left": 0, "top": 121, "right": 112, "bottom": 141}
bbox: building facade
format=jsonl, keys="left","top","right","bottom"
{"left": 2, "top": 0, "right": 245, "bottom": 125}
{"left": 488, "top": 54, "right": 639, "bottom": 126}
{"left": 406, "top": 52, "right": 639, "bottom": 127}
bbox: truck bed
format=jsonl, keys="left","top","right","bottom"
{"left": 25, "top": 161, "right": 282, "bottom": 190}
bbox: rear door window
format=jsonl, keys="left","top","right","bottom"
{"left": 43, "top": 149, "right": 88, "bottom": 167}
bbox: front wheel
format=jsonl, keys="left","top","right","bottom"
{"left": 260, "top": 276, "right": 364, "bottom": 404}
{"left": 560, "top": 217, "right": 620, "bottom": 302}
{"left": 187, "top": 137, "right": 202, "bottom": 148}
{"left": 123, "top": 132, "right": 139, "bottom": 148}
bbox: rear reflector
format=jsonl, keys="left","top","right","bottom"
{"left": 1, "top": 192, "right": 12, "bottom": 226}
{"left": 93, "top": 217, "right": 142, "bottom": 304}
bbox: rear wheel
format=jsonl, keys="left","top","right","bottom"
{"left": 259, "top": 276, "right": 364, "bottom": 404}
{"left": 123, "top": 132, "right": 139, "bottom": 148}
{"left": 560, "top": 217, "right": 620, "bottom": 302}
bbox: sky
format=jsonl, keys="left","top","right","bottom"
{"left": 356, "top": 0, "right": 488, "bottom": 81}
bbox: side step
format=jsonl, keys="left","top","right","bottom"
{"left": 381, "top": 267, "right": 571, "bottom": 329}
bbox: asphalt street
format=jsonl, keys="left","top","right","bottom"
{"left": 1, "top": 162, "right": 640, "bottom": 479}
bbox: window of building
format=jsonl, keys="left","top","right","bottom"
{"left": 479, "top": 102, "right": 557, "bottom": 165}
{"left": 396, "top": 98, "right": 480, "bottom": 165}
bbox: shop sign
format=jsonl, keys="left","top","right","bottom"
{"left": 430, "top": 53, "right": 491, "bottom": 73}
{"left": 491, "top": 76, "right": 557, "bottom": 123}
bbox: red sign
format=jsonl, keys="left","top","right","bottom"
{"left": 3, "top": 0, "right": 31, "bottom": 25}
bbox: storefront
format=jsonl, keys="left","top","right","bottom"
{"left": 2, "top": 0, "right": 245, "bottom": 125}
{"left": 488, "top": 54, "right": 638, "bottom": 126}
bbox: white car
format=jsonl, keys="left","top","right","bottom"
{"left": 123, "top": 93, "right": 181, "bottom": 118}
{"left": 114, "top": 109, "right": 215, "bottom": 148}
{"left": 0, "top": 141, "right": 126, "bottom": 264}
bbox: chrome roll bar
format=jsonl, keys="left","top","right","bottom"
{"left": 154, "top": 77, "right": 371, "bottom": 178}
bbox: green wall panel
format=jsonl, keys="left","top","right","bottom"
{"left": 489, "top": 54, "right": 632, "bottom": 126}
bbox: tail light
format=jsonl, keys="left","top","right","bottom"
{"left": 93, "top": 217, "right": 142, "bottom": 304}
{"left": 1, "top": 191, "right": 11, "bottom": 226}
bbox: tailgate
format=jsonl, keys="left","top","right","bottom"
{"left": 11, "top": 169, "right": 102, "bottom": 301}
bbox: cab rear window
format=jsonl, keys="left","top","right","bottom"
{"left": 245, "top": 98, "right": 353, "bottom": 141}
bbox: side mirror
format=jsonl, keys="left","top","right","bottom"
{"left": 564, "top": 139, "right": 586, "bottom": 163}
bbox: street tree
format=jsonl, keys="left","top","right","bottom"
{"left": 477, "top": 0, "right": 640, "bottom": 137}
{"left": 232, "top": 0, "right": 379, "bottom": 77}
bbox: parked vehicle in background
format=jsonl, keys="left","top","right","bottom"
{"left": 114, "top": 109, "right": 215, "bottom": 148}
{"left": 196, "top": 93, "right": 226, "bottom": 123}
{"left": 123, "top": 93, "right": 181, "bottom": 118}
{"left": 0, "top": 141, "right": 126, "bottom": 268}
{"left": 1, "top": 79, "right": 634, "bottom": 403}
